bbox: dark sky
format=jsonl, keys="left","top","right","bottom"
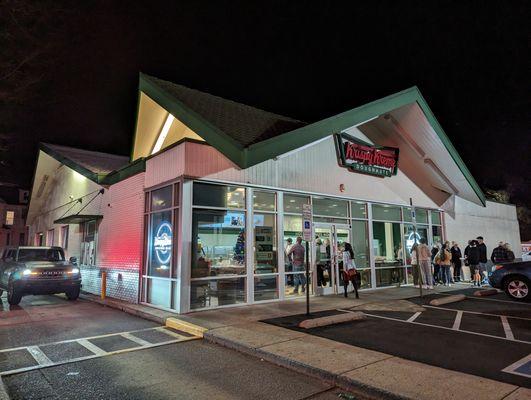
{"left": 1, "top": 1, "right": 529, "bottom": 209}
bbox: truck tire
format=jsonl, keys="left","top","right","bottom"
{"left": 66, "top": 287, "right": 80, "bottom": 301}
{"left": 7, "top": 282, "right": 22, "bottom": 305}
{"left": 504, "top": 276, "right": 529, "bottom": 301}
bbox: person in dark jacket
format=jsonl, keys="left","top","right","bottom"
{"left": 491, "top": 242, "right": 507, "bottom": 263}
{"left": 467, "top": 240, "right": 481, "bottom": 286}
{"left": 476, "top": 236, "right": 488, "bottom": 284}
{"left": 451, "top": 242, "right": 462, "bottom": 282}
{"left": 504, "top": 243, "right": 515, "bottom": 262}
{"left": 431, "top": 244, "right": 441, "bottom": 285}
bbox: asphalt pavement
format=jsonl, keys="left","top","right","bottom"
{"left": 0, "top": 294, "right": 358, "bottom": 400}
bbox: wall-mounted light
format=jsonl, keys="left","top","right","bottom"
{"left": 151, "top": 113, "right": 175, "bottom": 155}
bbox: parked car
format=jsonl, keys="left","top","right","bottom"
{"left": 489, "top": 260, "right": 530, "bottom": 301}
{"left": 522, "top": 251, "right": 531, "bottom": 262}
{"left": 0, "top": 246, "right": 81, "bottom": 305}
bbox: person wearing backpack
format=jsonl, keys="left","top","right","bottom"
{"left": 466, "top": 240, "right": 482, "bottom": 286}
{"left": 435, "top": 242, "right": 452, "bottom": 286}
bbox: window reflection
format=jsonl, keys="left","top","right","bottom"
{"left": 372, "top": 221, "right": 402, "bottom": 267}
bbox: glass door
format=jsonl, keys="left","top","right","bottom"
{"left": 314, "top": 223, "right": 351, "bottom": 295}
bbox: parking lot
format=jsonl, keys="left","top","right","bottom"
{"left": 264, "top": 287, "right": 531, "bottom": 388}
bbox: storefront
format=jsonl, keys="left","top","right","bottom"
{"left": 26, "top": 73, "right": 522, "bottom": 313}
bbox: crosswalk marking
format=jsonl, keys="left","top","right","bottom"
{"left": 452, "top": 311, "right": 463, "bottom": 330}
{"left": 27, "top": 346, "right": 53, "bottom": 366}
{"left": 500, "top": 316, "right": 515, "bottom": 340}
{"left": 77, "top": 339, "right": 107, "bottom": 356}
{"left": 407, "top": 312, "right": 422, "bottom": 322}
{"left": 0, "top": 326, "right": 200, "bottom": 377}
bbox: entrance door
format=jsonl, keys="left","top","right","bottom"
{"left": 314, "top": 223, "right": 351, "bottom": 295}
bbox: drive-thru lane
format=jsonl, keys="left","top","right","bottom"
{"left": 263, "top": 288, "right": 531, "bottom": 388}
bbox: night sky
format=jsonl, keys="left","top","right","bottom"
{"left": 1, "top": 1, "right": 529, "bottom": 235}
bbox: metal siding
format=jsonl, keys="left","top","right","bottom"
{"left": 145, "top": 144, "right": 185, "bottom": 188}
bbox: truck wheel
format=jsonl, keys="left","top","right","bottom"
{"left": 7, "top": 283, "right": 22, "bottom": 305}
{"left": 66, "top": 287, "right": 80, "bottom": 301}
{"left": 504, "top": 276, "right": 529, "bottom": 301}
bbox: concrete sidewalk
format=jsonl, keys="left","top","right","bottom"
{"left": 82, "top": 287, "right": 530, "bottom": 400}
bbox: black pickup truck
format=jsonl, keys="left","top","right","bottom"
{"left": 0, "top": 246, "right": 81, "bottom": 305}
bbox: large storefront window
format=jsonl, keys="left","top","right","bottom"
{"left": 190, "top": 183, "right": 247, "bottom": 310}
{"left": 372, "top": 204, "right": 402, "bottom": 221}
{"left": 373, "top": 221, "right": 405, "bottom": 287}
{"left": 351, "top": 220, "right": 371, "bottom": 288}
{"left": 81, "top": 220, "right": 97, "bottom": 266}
{"left": 143, "top": 182, "right": 180, "bottom": 309}
{"left": 313, "top": 197, "right": 349, "bottom": 218}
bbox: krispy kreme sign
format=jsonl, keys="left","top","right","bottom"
{"left": 334, "top": 133, "right": 399, "bottom": 177}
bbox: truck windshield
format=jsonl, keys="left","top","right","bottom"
{"left": 17, "top": 248, "right": 65, "bottom": 262}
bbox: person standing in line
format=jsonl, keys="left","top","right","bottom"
{"left": 342, "top": 242, "right": 359, "bottom": 298}
{"left": 476, "top": 236, "right": 488, "bottom": 284}
{"left": 417, "top": 238, "right": 433, "bottom": 289}
{"left": 436, "top": 242, "right": 452, "bottom": 286}
{"left": 431, "top": 243, "right": 441, "bottom": 285}
{"left": 467, "top": 240, "right": 481, "bottom": 286}
{"left": 287, "top": 237, "right": 306, "bottom": 294}
{"left": 504, "top": 243, "right": 515, "bottom": 262}
{"left": 491, "top": 241, "right": 507, "bottom": 263}
{"left": 285, "top": 238, "right": 294, "bottom": 287}
{"left": 451, "top": 242, "right": 462, "bottom": 282}
{"left": 463, "top": 240, "right": 472, "bottom": 281}
{"left": 315, "top": 238, "right": 326, "bottom": 287}
{"left": 411, "top": 243, "right": 420, "bottom": 288}
{"left": 324, "top": 239, "right": 332, "bottom": 287}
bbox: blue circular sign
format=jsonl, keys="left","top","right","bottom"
{"left": 153, "top": 221, "right": 172, "bottom": 265}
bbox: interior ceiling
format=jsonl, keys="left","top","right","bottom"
{"left": 358, "top": 102, "right": 482, "bottom": 207}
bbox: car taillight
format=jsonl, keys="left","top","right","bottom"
{"left": 494, "top": 265, "right": 504, "bottom": 270}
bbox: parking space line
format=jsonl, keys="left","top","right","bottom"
{"left": 121, "top": 332, "right": 151, "bottom": 347}
{"left": 500, "top": 316, "right": 515, "bottom": 340}
{"left": 27, "top": 346, "right": 53, "bottom": 366}
{"left": 77, "top": 339, "right": 108, "bottom": 356}
{"left": 407, "top": 312, "right": 422, "bottom": 322}
{"left": 452, "top": 311, "right": 463, "bottom": 330}
{"left": 422, "top": 304, "right": 531, "bottom": 321}
{"left": 501, "top": 353, "right": 531, "bottom": 378}
{"left": 363, "top": 312, "right": 531, "bottom": 344}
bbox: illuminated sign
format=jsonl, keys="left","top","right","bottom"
{"left": 406, "top": 231, "right": 421, "bottom": 252}
{"left": 154, "top": 221, "right": 172, "bottom": 265}
{"left": 334, "top": 133, "right": 399, "bottom": 177}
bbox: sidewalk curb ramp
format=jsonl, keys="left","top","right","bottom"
{"left": 165, "top": 318, "right": 208, "bottom": 338}
{"left": 298, "top": 312, "right": 365, "bottom": 329}
{"left": 429, "top": 294, "right": 466, "bottom": 306}
{"left": 204, "top": 330, "right": 409, "bottom": 400}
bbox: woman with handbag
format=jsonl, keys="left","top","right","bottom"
{"left": 342, "top": 242, "right": 359, "bottom": 299}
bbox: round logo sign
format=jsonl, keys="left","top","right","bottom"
{"left": 153, "top": 221, "right": 172, "bottom": 265}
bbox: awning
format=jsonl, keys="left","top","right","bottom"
{"left": 53, "top": 214, "right": 103, "bottom": 224}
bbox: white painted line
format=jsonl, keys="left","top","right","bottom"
{"left": 363, "top": 313, "right": 531, "bottom": 345}
{"left": 422, "top": 304, "right": 531, "bottom": 321}
{"left": 500, "top": 316, "right": 515, "bottom": 340}
{"left": 121, "top": 332, "right": 151, "bottom": 347}
{"left": 407, "top": 312, "right": 422, "bottom": 322}
{"left": 27, "top": 346, "right": 53, "bottom": 366}
{"left": 77, "top": 339, "right": 107, "bottom": 356}
{"left": 501, "top": 353, "right": 531, "bottom": 378}
{"left": 452, "top": 311, "right": 463, "bottom": 330}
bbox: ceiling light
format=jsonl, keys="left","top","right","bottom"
{"left": 151, "top": 113, "right": 175, "bottom": 155}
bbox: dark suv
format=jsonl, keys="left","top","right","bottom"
{"left": 0, "top": 246, "right": 81, "bottom": 305}
{"left": 489, "top": 260, "right": 530, "bottom": 301}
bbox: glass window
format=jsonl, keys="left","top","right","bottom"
{"left": 190, "top": 277, "right": 246, "bottom": 309}
{"left": 403, "top": 208, "right": 428, "bottom": 224}
{"left": 253, "top": 213, "right": 277, "bottom": 274}
{"left": 432, "top": 225, "right": 443, "bottom": 246}
{"left": 351, "top": 202, "right": 367, "bottom": 219}
{"left": 376, "top": 268, "right": 406, "bottom": 287}
{"left": 5, "top": 211, "right": 14, "bottom": 225}
{"left": 312, "top": 197, "right": 348, "bottom": 218}
{"left": 193, "top": 183, "right": 245, "bottom": 209}
{"left": 431, "top": 210, "right": 441, "bottom": 225}
{"left": 403, "top": 224, "right": 428, "bottom": 265}
{"left": 254, "top": 275, "right": 279, "bottom": 301}
{"left": 352, "top": 220, "right": 369, "bottom": 270}
{"left": 372, "top": 204, "right": 401, "bottom": 221}
{"left": 372, "top": 221, "right": 403, "bottom": 267}
{"left": 283, "top": 194, "right": 309, "bottom": 213}
{"left": 148, "top": 210, "right": 172, "bottom": 278}
{"left": 191, "top": 210, "right": 246, "bottom": 278}
{"left": 283, "top": 215, "right": 302, "bottom": 274}
{"left": 313, "top": 217, "right": 349, "bottom": 224}
{"left": 253, "top": 191, "right": 275, "bottom": 212}
{"left": 151, "top": 186, "right": 173, "bottom": 211}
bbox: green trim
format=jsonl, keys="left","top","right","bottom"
{"left": 53, "top": 214, "right": 103, "bottom": 224}
{"left": 40, "top": 143, "right": 99, "bottom": 183}
{"left": 139, "top": 73, "right": 245, "bottom": 166}
{"left": 130, "top": 87, "right": 142, "bottom": 162}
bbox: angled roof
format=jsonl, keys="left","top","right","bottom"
{"left": 138, "top": 75, "right": 485, "bottom": 205}
{"left": 140, "top": 74, "right": 307, "bottom": 147}
{"left": 40, "top": 143, "right": 144, "bottom": 185}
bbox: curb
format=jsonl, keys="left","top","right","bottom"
{"left": 204, "top": 331, "right": 410, "bottom": 400}
{"left": 166, "top": 318, "right": 208, "bottom": 338}
{"left": 0, "top": 377, "right": 10, "bottom": 400}
{"left": 79, "top": 293, "right": 166, "bottom": 325}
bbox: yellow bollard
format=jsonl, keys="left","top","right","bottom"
{"left": 101, "top": 271, "right": 107, "bottom": 300}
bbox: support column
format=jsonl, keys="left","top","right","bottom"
{"left": 178, "top": 180, "right": 193, "bottom": 313}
